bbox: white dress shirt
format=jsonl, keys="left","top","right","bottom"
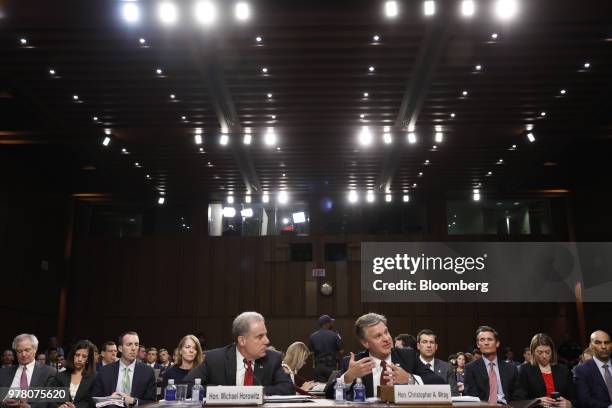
{"left": 115, "top": 359, "right": 136, "bottom": 394}
{"left": 11, "top": 360, "right": 36, "bottom": 388}
{"left": 235, "top": 349, "right": 254, "bottom": 386}
{"left": 419, "top": 356, "right": 435, "bottom": 372}
{"left": 370, "top": 354, "right": 393, "bottom": 395}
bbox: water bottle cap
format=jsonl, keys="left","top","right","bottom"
{"left": 195, "top": 378, "right": 202, "bottom": 385}
{"left": 356, "top": 378, "right": 362, "bottom": 383}
{"left": 168, "top": 379, "right": 175, "bottom": 384}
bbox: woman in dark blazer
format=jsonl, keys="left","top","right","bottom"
{"left": 48, "top": 340, "right": 97, "bottom": 408}
{"left": 518, "top": 333, "right": 575, "bottom": 408}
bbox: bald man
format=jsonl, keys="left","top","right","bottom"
{"left": 574, "top": 330, "right": 612, "bottom": 408}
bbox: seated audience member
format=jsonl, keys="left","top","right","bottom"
{"left": 326, "top": 313, "right": 445, "bottom": 399}
{"left": 518, "top": 347, "right": 532, "bottom": 373}
{"left": 46, "top": 337, "right": 65, "bottom": 358}
{"left": 503, "top": 347, "right": 520, "bottom": 367}
{"left": 519, "top": 333, "right": 574, "bottom": 408}
{"left": 472, "top": 349, "right": 482, "bottom": 360}
{"left": 184, "top": 311, "right": 294, "bottom": 395}
{"left": 464, "top": 326, "right": 525, "bottom": 403}
{"left": 394, "top": 334, "right": 417, "bottom": 349}
{"left": 92, "top": 331, "right": 156, "bottom": 406}
{"left": 161, "top": 335, "right": 204, "bottom": 389}
{"left": 137, "top": 346, "right": 146, "bottom": 363}
{"left": 36, "top": 353, "right": 47, "bottom": 366}
{"left": 91, "top": 345, "right": 99, "bottom": 371}
{"left": 144, "top": 348, "right": 161, "bottom": 369}
{"left": 0, "top": 334, "right": 57, "bottom": 408}
{"left": 48, "top": 348, "right": 61, "bottom": 371}
{"left": 416, "top": 329, "right": 459, "bottom": 395}
{"left": 574, "top": 330, "right": 612, "bottom": 408}
{"left": 573, "top": 347, "right": 594, "bottom": 376}
{"left": 97, "top": 342, "right": 118, "bottom": 371}
{"left": 281, "top": 342, "right": 315, "bottom": 391}
{"left": 2, "top": 350, "right": 16, "bottom": 368}
{"left": 57, "top": 355, "right": 67, "bottom": 372}
{"left": 465, "top": 352, "right": 474, "bottom": 363}
{"left": 158, "top": 349, "right": 172, "bottom": 374}
{"left": 455, "top": 352, "right": 467, "bottom": 394}
{"left": 48, "top": 340, "right": 97, "bottom": 408}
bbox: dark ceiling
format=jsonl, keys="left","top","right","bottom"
{"left": 1, "top": 0, "right": 611, "bottom": 203}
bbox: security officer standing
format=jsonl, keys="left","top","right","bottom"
{"left": 309, "top": 315, "right": 343, "bottom": 382}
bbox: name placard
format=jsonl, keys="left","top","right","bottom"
{"left": 205, "top": 386, "right": 264, "bottom": 405}
{"left": 380, "top": 384, "right": 452, "bottom": 404}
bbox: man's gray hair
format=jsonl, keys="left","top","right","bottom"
{"left": 12, "top": 334, "right": 39, "bottom": 351}
{"left": 232, "top": 311, "right": 265, "bottom": 340}
{"left": 355, "top": 313, "right": 387, "bottom": 340}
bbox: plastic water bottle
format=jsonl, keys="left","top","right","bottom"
{"left": 334, "top": 378, "right": 346, "bottom": 403}
{"left": 353, "top": 378, "right": 365, "bottom": 402}
{"left": 191, "top": 378, "right": 205, "bottom": 402}
{"left": 165, "top": 379, "right": 177, "bottom": 401}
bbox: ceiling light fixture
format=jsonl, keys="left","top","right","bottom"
{"left": 385, "top": 1, "right": 398, "bottom": 18}
{"left": 158, "top": 2, "right": 178, "bottom": 25}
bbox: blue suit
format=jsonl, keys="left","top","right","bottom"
{"left": 574, "top": 358, "right": 612, "bottom": 408}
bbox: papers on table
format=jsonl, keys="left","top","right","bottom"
{"left": 452, "top": 396, "right": 481, "bottom": 403}
{"left": 93, "top": 396, "right": 126, "bottom": 408}
{"left": 264, "top": 395, "right": 314, "bottom": 403}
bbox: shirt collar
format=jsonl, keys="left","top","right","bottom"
{"left": 593, "top": 356, "right": 611, "bottom": 369}
{"left": 419, "top": 355, "right": 434, "bottom": 369}
{"left": 236, "top": 348, "right": 252, "bottom": 365}
{"left": 369, "top": 353, "right": 392, "bottom": 369}
{"left": 24, "top": 360, "right": 36, "bottom": 371}
{"left": 119, "top": 359, "right": 136, "bottom": 371}
{"left": 484, "top": 355, "right": 499, "bottom": 368}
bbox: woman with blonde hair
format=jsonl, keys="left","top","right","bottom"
{"left": 161, "top": 335, "right": 204, "bottom": 389}
{"left": 282, "top": 342, "right": 315, "bottom": 391}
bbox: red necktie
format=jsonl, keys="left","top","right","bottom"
{"left": 380, "top": 360, "right": 390, "bottom": 386}
{"left": 20, "top": 366, "right": 28, "bottom": 390}
{"left": 244, "top": 360, "right": 254, "bottom": 386}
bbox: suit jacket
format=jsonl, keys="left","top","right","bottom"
{"left": 0, "top": 363, "right": 57, "bottom": 408}
{"left": 574, "top": 358, "right": 612, "bottom": 408}
{"left": 464, "top": 357, "right": 525, "bottom": 402}
{"left": 48, "top": 370, "right": 97, "bottom": 408}
{"left": 326, "top": 347, "right": 445, "bottom": 399}
{"left": 91, "top": 361, "right": 156, "bottom": 405}
{"left": 183, "top": 344, "right": 293, "bottom": 396}
{"left": 432, "top": 358, "right": 460, "bottom": 396}
{"left": 518, "top": 363, "right": 575, "bottom": 403}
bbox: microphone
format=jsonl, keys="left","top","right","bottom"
{"left": 243, "top": 358, "right": 262, "bottom": 386}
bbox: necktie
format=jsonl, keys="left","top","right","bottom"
{"left": 380, "top": 360, "right": 390, "bottom": 386}
{"left": 602, "top": 364, "right": 612, "bottom": 402}
{"left": 488, "top": 362, "right": 498, "bottom": 405}
{"left": 425, "top": 363, "right": 432, "bottom": 371}
{"left": 20, "top": 366, "right": 28, "bottom": 390}
{"left": 122, "top": 367, "right": 131, "bottom": 395}
{"left": 244, "top": 361, "right": 254, "bottom": 386}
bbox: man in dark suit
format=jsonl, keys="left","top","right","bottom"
{"left": 92, "top": 331, "right": 156, "bottom": 406}
{"left": 96, "top": 342, "right": 118, "bottom": 371}
{"left": 0, "top": 334, "right": 56, "bottom": 408}
{"left": 184, "top": 311, "right": 293, "bottom": 395}
{"left": 326, "top": 313, "right": 444, "bottom": 399}
{"left": 464, "top": 325, "right": 525, "bottom": 403}
{"left": 574, "top": 330, "right": 612, "bottom": 408}
{"left": 143, "top": 348, "right": 162, "bottom": 370}
{"left": 416, "top": 329, "right": 459, "bottom": 396}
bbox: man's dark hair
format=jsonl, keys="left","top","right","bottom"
{"left": 394, "top": 333, "right": 416, "bottom": 349}
{"left": 416, "top": 329, "right": 437, "bottom": 343}
{"left": 102, "top": 341, "right": 116, "bottom": 352}
{"left": 475, "top": 325, "right": 499, "bottom": 341}
{"left": 117, "top": 331, "right": 139, "bottom": 346}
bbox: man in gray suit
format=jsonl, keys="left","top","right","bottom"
{"left": 0, "top": 334, "right": 56, "bottom": 408}
{"left": 416, "top": 329, "right": 459, "bottom": 396}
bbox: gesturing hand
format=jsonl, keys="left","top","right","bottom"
{"left": 345, "top": 352, "right": 375, "bottom": 384}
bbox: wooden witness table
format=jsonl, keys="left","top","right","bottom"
{"left": 143, "top": 399, "right": 501, "bottom": 408}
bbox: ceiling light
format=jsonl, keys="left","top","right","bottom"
{"left": 194, "top": 134, "right": 202, "bottom": 145}
{"left": 383, "top": 132, "right": 392, "bottom": 144}
{"left": 267, "top": 93, "right": 273, "bottom": 99}
{"left": 432, "top": 145, "right": 437, "bottom": 150}
{"left": 158, "top": 197, "right": 166, "bottom": 205}
{"left": 146, "top": 174, "right": 151, "bottom": 179}
{"left": 158, "top": 2, "right": 178, "bottom": 25}
{"left": 424, "top": 1, "right": 435, "bottom": 16}
{"left": 262, "top": 193, "right": 269, "bottom": 203}
{"left": 462, "top": 90, "right": 468, "bottom": 96}
{"left": 255, "top": 36, "right": 262, "bottom": 43}
{"left": 170, "top": 94, "right": 176, "bottom": 99}
{"left": 235, "top": 2, "right": 250, "bottom": 21}
{"left": 262, "top": 67, "right": 268, "bottom": 73}
{"left": 49, "top": 69, "right": 56, "bottom": 75}
{"left": 195, "top": 1, "right": 216, "bottom": 25}
{"left": 461, "top": 0, "right": 476, "bottom": 16}
{"left": 494, "top": 0, "right": 518, "bottom": 20}
{"left": 134, "top": 162, "right": 141, "bottom": 168}
{"left": 450, "top": 113, "right": 455, "bottom": 118}
{"left": 360, "top": 114, "right": 365, "bottom": 119}
{"left": 435, "top": 132, "right": 443, "bottom": 143}
{"left": 385, "top": 194, "right": 392, "bottom": 202}
{"left": 527, "top": 132, "right": 536, "bottom": 143}
{"left": 412, "top": 183, "right": 417, "bottom": 188}
{"left": 407, "top": 132, "right": 417, "bottom": 144}
{"left": 139, "top": 38, "right": 146, "bottom": 45}
{"left": 368, "top": 66, "right": 375, "bottom": 72}
{"left": 497, "top": 159, "right": 504, "bottom": 164}
{"left": 241, "top": 208, "right": 253, "bottom": 218}
{"left": 104, "top": 128, "right": 111, "bottom": 135}
{"left": 385, "top": 1, "right": 398, "bottom": 18}
{"left": 199, "top": 147, "right": 204, "bottom": 152}
{"left": 243, "top": 194, "right": 251, "bottom": 204}
{"left": 181, "top": 115, "right": 187, "bottom": 121}
{"left": 583, "top": 62, "right": 591, "bottom": 69}
{"left": 373, "top": 35, "right": 380, "bottom": 42}
{"left": 243, "top": 133, "right": 252, "bottom": 145}
{"left": 227, "top": 195, "right": 234, "bottom": 204}
{"left": 222, "top": 207, "right": 236, "bottom": 217}
{"left": 366, "top": 190, "right": 375, "bottom": 203}
{"left": 560, "top": 89, "right": 566, "bottom": 95}
{"left": 424, "top": 159, "right": 430, "bottom": 165}
{"left": 487, "top": 171, "right": 493, "bottom": 176}
{"left": 220, "top": 134, "right": 229, "bottom": 145}
{"left": 102, "top": 137, "right": 111, "bottom": 146}
{"left": 122, "top": 2, "right": 140, "bottom": 23}
{"left": 359, "top": 126, "right": 373, "bottom": 146}
{"left": 491, "top": 33, "right": 498, "bottom": 39}
{"left": 72, "top": 95, "right": 79, "bottom": 100}
{"left": 271, "top": 115, "right": 276, "bottom": 119}
{"left": 264, "top": 127, "right": 276, "bottom": 146}
{"left": 403, "top": 194, "right": 410, "bottom": 202}
{"left": 278, "top": 191, "right": 288, "bottom": 204}
{"left": 282, "top": 218, "right": 289, "bottom": 225}
{"left": 418, "top": 172, "right": 423, "bottom": 177}
{"left": 293, "top": 212, "right": 306, "bottom": 224}
{"left": 19, "top": 38, "right": 27, "bottom": 45}
{"left": 348, "top": 190, "right": 358, "bottom": 203}
{"left": 121, "top": 148, "right": 128, "bottom": 154}
{"left": 510, "top": 144, "right": 517, "bottom": 150}
{"left": 475, "top": 64, "right": 482, "bottom": 71}
{"left": 540, "top": 111, "right": 546, "bottom": 117}
{"left": 93, "top": 116, "right": 99, "bottom": 121}
{"left": 156, "top": 68, "right": 163, "bottom": 75}
{"left": 473, "top": 188, "right": 481, "bottom": 201}
{"left": 363, "top": 92, "right": 369, "bottom": 98}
